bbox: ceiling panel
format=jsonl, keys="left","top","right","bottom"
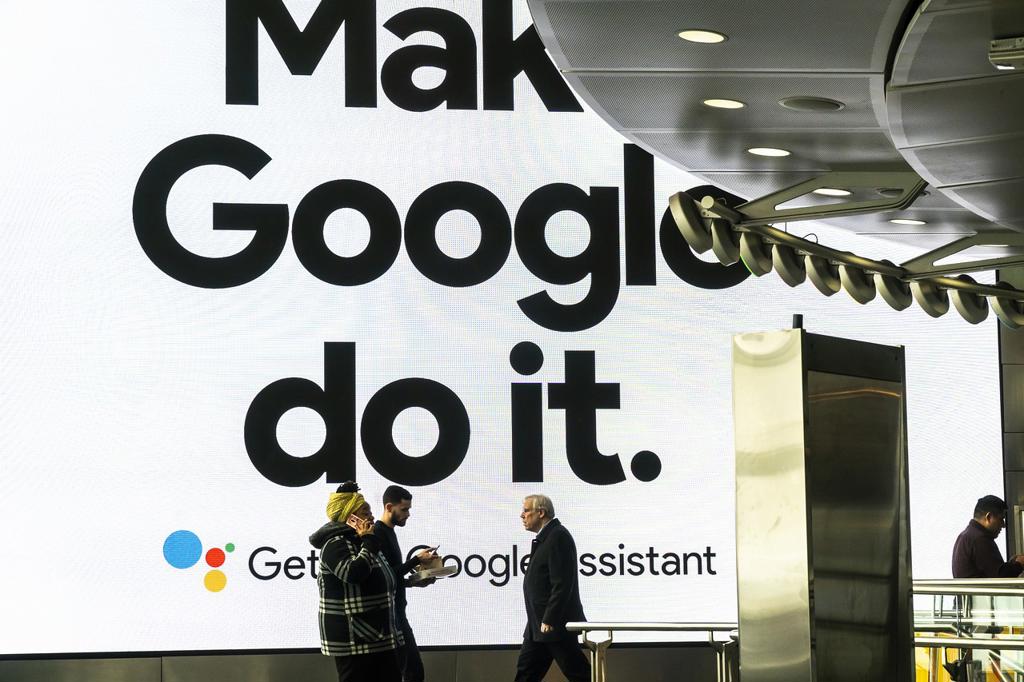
{"left": 633, "top": 131, "right": 909, "bottom": 172}
{"left": 541, "top": 0, "right": 901, "bottom": 72}
{"left": 901, "top": 135, "right": 1024, "bottom": 187}
{"left": 889, "top": 6, "right": 1002, "bottom": 86}
{"left": 572, "top": 73, "right": 882, "bottom": 131}
{"left": 826, "top": 207, "right": 996, "bottom": 234}
{"left": 920, "top": 0, "right": 991, "bottom": 11}
{"left": 888, "top": 73, "right": 1024, "bottom": 147}
{"left": 529, "top": 0, "right": 1024, "bottom": 245}
{"left": 943, "top": 179, "right": 1024, "bottom": 229}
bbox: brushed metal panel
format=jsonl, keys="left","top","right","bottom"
{"left": 1005, "top": 470, "right": 1024, "bottom": 556}
{"left": 162, "top": 653, "right": 335, "bottom": 682}
{"left": 999, "top": 321, "right": 1024, "bottom": 366}
{"left": 733, "top": 329, "right": 812, "bottom": 682}
{"left": 0, "top": 658, "right": 160, "bottom": 682}
{"left": 540, "top": 0, "right": 900, "bottom": 72}
{"left": 604, "top": 646, "right": 718, "bottom": 682}
{"left": 999, "top": 268, "right": 1024, "bottom": 290}
{"left": 805, "top": 370, "right": 911, "bottom": 682}
{"left": 1005, "top": 433, "right": 1024, "bottom": 471}
{"left": 573, "top": 73, "right": 882, "bottom": 132}
{"left": 1002, "top": 365, "right": 1024, "bottom": 433}
{"left": 421, "top": 651, "right": 458, "bottom": 681}
{"left": 0, "top": 647, "right": 719, "bottom": 682}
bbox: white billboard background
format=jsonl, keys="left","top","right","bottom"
{"left": 0, "top": 0, "right": 1001, "bottom": 655}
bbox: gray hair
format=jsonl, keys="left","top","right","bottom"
{"left": 525, "top": 494, "right": 555, "bottom": 518}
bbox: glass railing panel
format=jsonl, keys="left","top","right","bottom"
{"left": 913, "top": 580, "right": 1024, "bottom": 682}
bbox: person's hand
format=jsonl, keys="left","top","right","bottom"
{"left": 353, "top": 517, "right": 375, "bottom": 536}
{"left": 411, "top": 577, "right": 437, "bottom": 588}
{"left": 415, "top": 548, "right": 437, "bottom": 564}
{"left": 1013, "top": 554, "right": 1024, "bottom": 566}
{"left": 540, "top": 623, "right": 554, "bottom": 633}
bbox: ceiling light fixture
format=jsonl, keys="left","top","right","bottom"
{"left": 747, "top": 147, "right": 790, "bottom": 157}
{"left": 813, "top": 188, "right": 851, "bottom": 197}
{"left": 703, "top": 98, "right": 745, "bottom": 109}
{"left": 779, "top": 97, "right": 845, "bottom": 112}
{"left": 678, "top": 29, "right": 727, "bottom": 44}
{"left": 889, "top": 218, "right": 926, "bottom": 226}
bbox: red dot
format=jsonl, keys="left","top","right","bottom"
{"left": 206, "top": 548, "right": 225, "bottom": 568}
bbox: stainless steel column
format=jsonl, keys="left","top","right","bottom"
{"left": 999, "top": 267, "right": 1024, "bottom": 558}
{"left": 733, "top": 329, "right": 913, "bottom": 682}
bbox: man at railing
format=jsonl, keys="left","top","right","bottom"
{"left": 952, "top": 495, "right": 1024, "bottom": 578}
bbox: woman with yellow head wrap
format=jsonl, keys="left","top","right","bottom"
{"left": 326, "top": 487, "right": 368, "bottom": 524}
{"left": 309, "top": 481, "right": 403, "bottom": 682}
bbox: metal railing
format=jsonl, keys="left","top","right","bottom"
{"left": 565, "top": 581, "right": 1024, "bottom": 682}
{"left": 565, "top": 622, "right": 738, "bottom": 682}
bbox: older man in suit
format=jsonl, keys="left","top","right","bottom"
{"left": 516, "top": 494, "right": 591, "bottom": 682}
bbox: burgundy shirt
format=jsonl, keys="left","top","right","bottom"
{"left": 951, "top": 519, "right": 1023, "bottom": 578}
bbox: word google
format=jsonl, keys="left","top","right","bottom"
{"left": 134, "top": 140, "right": 748, "bottom": 334}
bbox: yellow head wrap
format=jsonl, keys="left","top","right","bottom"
{"left": 327, "top": 491, "right": 366, "bottom": 522}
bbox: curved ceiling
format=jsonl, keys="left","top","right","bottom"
{"left": 528, "top": 0, "right": 1024, "bottom": 251}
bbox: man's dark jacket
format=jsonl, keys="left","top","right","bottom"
{"left": 373, "top": 520, "right": 420, "bottom": 614}
{"left": 523, "top": 518, "right": 586, "bottom": 642}
{"left": 952, "top": 519, "right": 1024, "bottom": 578}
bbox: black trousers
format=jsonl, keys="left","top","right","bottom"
{"left": 514, "top": 636, "right": 591, "bottom": 682}
{"left": 397, "top": 615, "right": 425, "bottom": 682}
{"left": 334, "top": 649, "right": 402, "bottom": 682}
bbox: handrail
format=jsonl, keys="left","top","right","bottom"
{"left": 917, "top": 581, "right": 1024, "bottom": 593}
{"left": 916, "top": 636, "right": 1024, "bottom": 651}
{"left": 914, "top": 579, "right": 1024, "bottom": 587}
{"left": 566, "top": 621, "right": 737, "bottom": 633}
{"left": 564, "top": 622, "right": 738, "bottom": 682}
{"left": 912, "top": 578, "right": 1024, "bottom": 596}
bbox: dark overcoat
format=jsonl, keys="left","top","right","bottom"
{"left": 523, "top": 518, "right": 587, "bottom": 642}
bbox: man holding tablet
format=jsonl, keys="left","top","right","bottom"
{"left": 375, "top": 485, "right": 436, "bottom": 682}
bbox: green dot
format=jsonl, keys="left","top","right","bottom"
{"left": 225, "top": 543, "right": 235, "bottom": 553}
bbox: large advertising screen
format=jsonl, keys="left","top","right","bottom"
{"left": 0, "top": 0, "right": 1002, "bottom": 655}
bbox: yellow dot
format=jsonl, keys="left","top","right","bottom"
{"left": 204, "top": 569, "right": 227, "bottom": 592}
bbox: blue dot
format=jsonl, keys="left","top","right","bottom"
{"left": 163, "top": 530, "right": 202, "bottom": 569}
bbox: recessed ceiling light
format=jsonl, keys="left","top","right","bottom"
{"left": 678, "top": 29, "right": 727, "bottom": 44}
{"left": 747, "top": 147, "right": 791, "bottom": 157}
{"left": 813, "top": 188, "right": 852, "bottom": 197}
{"left": 702, "top": 98, "right": 745, "bottom": 109}
{"left": 889, "top": 218, "right": 927, "bottom": 226}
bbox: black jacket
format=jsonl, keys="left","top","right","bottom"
{"left": 373, "top": 520, "right": 421, "bottom": 613}
{"left": 308, "top": 522, "right": 402, "bottom": 656}
{"left": 952, "top": 519, "right": 1023, "bottom": 578}
{"left": 523, "top": 518, "right": 586, "bottom": 642}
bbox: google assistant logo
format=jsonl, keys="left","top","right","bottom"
{"left": 163, "top": 530, "right": 235, "bottom": 592}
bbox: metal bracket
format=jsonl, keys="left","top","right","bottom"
{"left": 700, "top": 171, "right": 928, "bottom": 226}
{"left": 900, "top": 233, "right": 1024, "bottom": 278}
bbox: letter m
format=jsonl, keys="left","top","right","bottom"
{"left": 226, "top": 0, "right": 376, "bottom": 106}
